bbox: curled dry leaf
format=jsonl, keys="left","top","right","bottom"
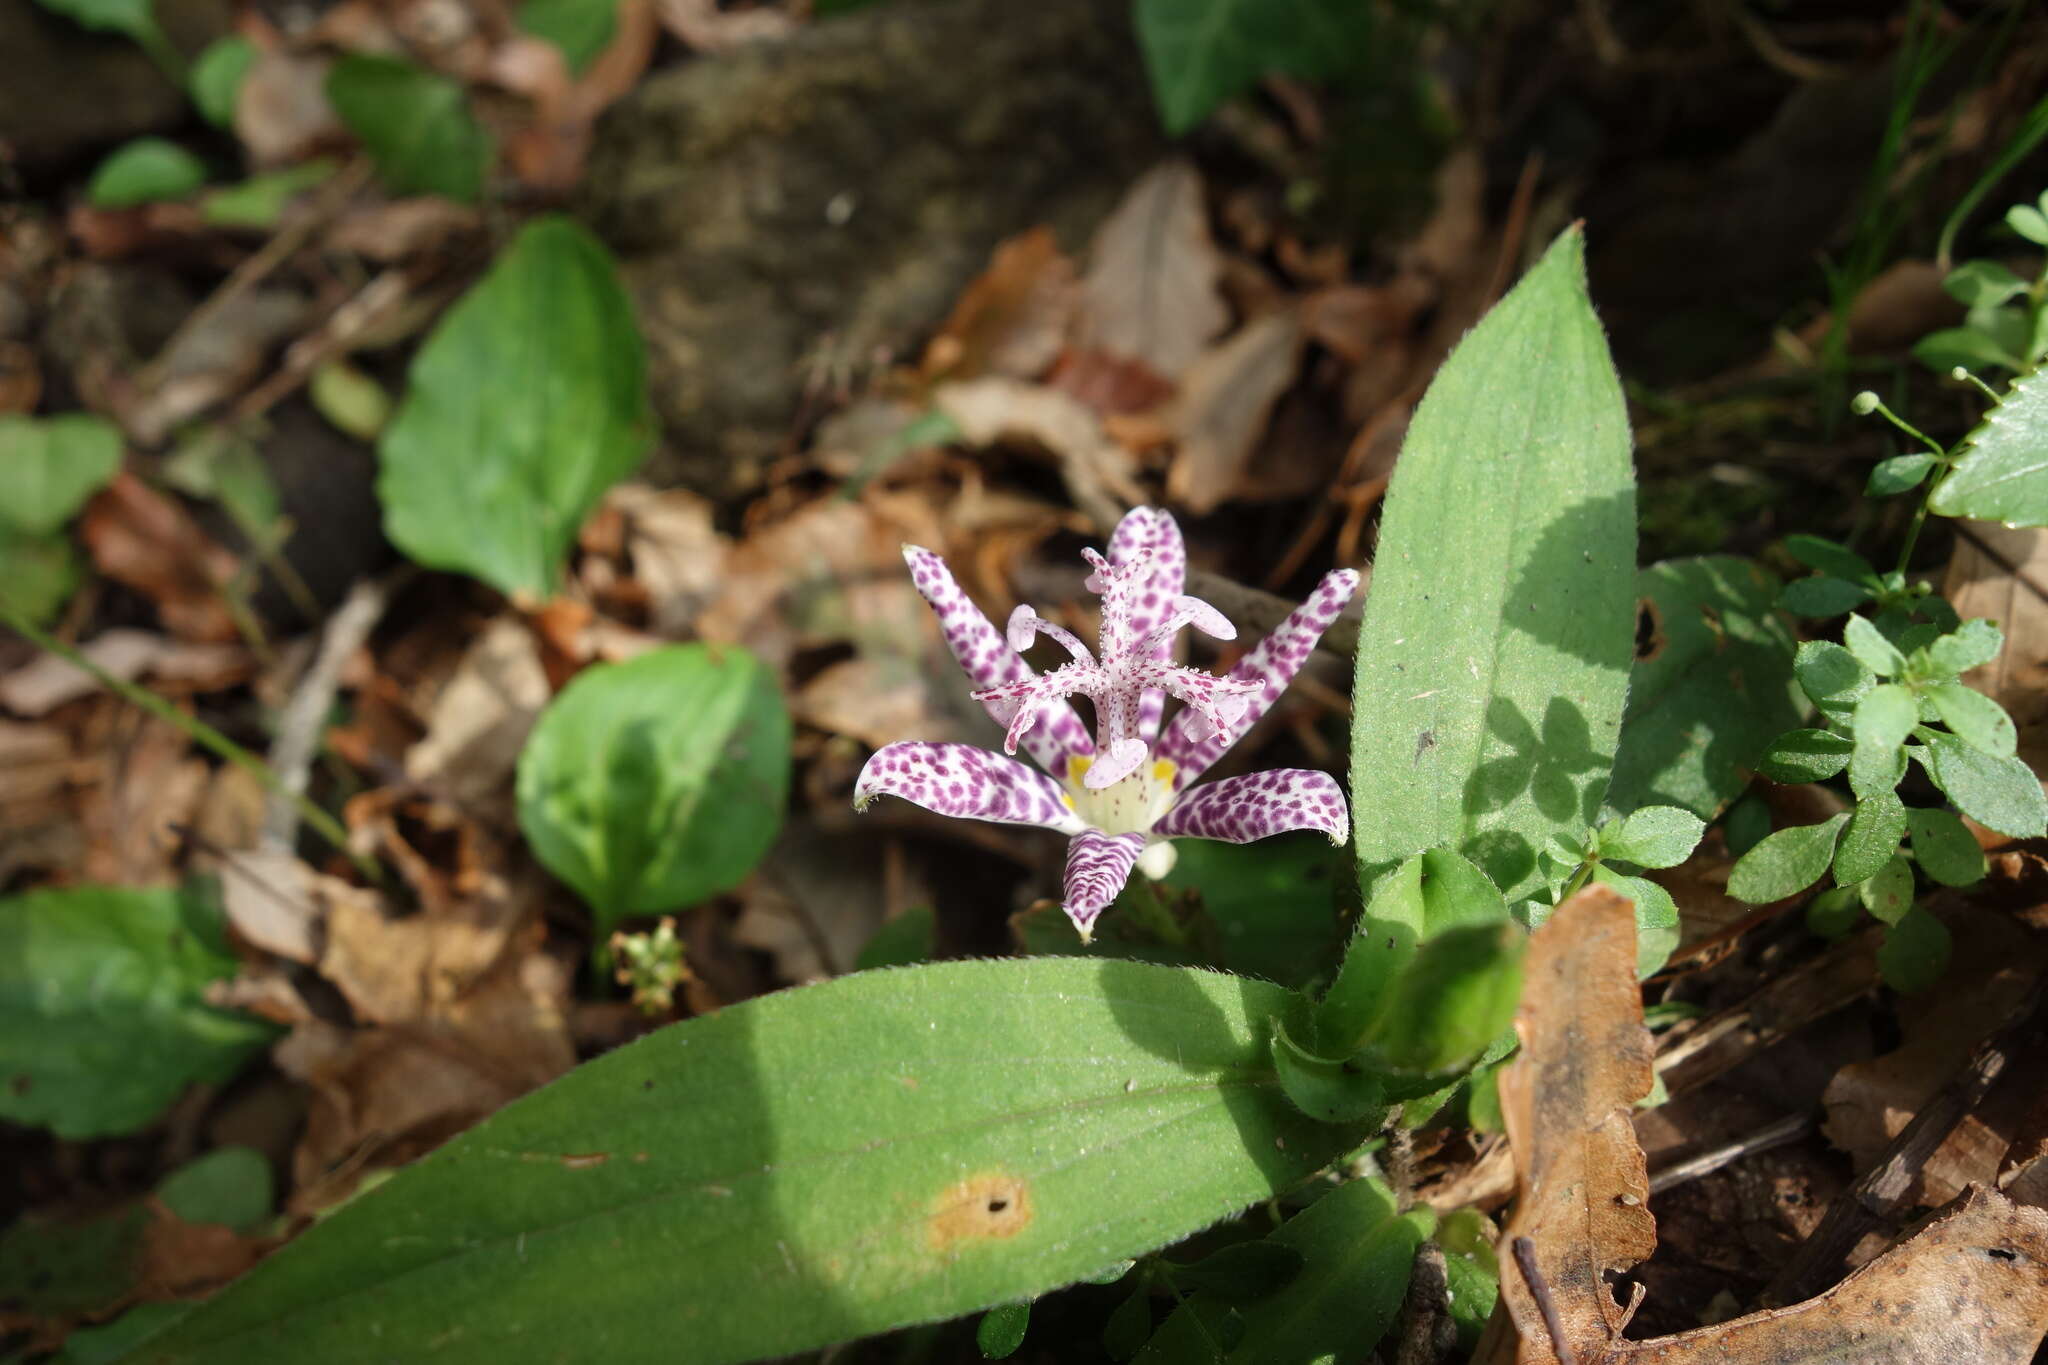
{"left": 79, "top": 474, "right": 243, "bottom": 643}
{"left": 931, "top": 377, "right": 1142, "bottom": 531}
{"left": 1076, "top": 159, "right": 1229, "bottom": 386}
{"left": 655, "top": 0, "right": 794, "bottom": 52}
{"left": 600, "top": 482, "right": 730, "bottom": 637}
{"left": 503, "top": 0, "right": 658, "bottom": 191}
{"left": 235, "top": 49, "right": 345, "bottom": 169}
{"left": 921, "top": 227, "right": 1078, "bottom": 384}
{"left": 404, "top": 615, "right": 551, "bottom": 812}
{"left": 1164, "top": 309, "right": 1304, "bottom": 516}
{"left": 0, "top": 629, "right": 248, "bottom": 717}
{"left": 1491, "top": 884, "right": 1658, "bottom": 1363}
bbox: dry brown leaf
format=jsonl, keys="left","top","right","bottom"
{"left": 1944, "top": 522, "right": 2048, "bottom": 781}
{"left": 218, "top": 845, "right": 324, "bottom": 964}
{"left": 503, "top": 0, "right": 658, "bottom": 190}
{"left": 603, "top": 482, "right": 729, "bottom": 636}
{"left": 74, "top": 706, "right": 209, "bottom": 886}
{"left": 0, "top": 629, "right": 249, "bottom": 717}
{"left": 403, "top": 616, "right": 551, "bottom": 811}
{"left": 922, "top": 227, "right": 1079, "bottom": 383}
{"left": 235, "top": 49, "right": 344, "bottom": 169}
{"left": 1822, "top": 906, "right": 2046, "bottom": 1205}
{"left": 1164, "top": 310, "right": 1304, "bottom": 515}
{"left": 125, "top": 289, "right": 308, "bottom": 444}
{"left": 1077, "top": 159, "right": 1229, "bottom": 385}
{"left": 932, "top": 377, "right": 1142, "bottom": 530}
{"left": 1491, "top": 884, "right": 1658, "bottom": 1363}
{"left": 1612, "top": 1187, "right": 2048, "bottom": 1363}
{"left": 79, "top": 474, "right": 243, "bottom": 643}
{"left": 326, "top": 198, "right": 483, "bottom": 261}
{"left": 655, "top": 0, "right": 793, "bottom": 51}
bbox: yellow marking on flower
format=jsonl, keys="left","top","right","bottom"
{"left": 1068, "top": 754, "right": 1094, "bottom": 784}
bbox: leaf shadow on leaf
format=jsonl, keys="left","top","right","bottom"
{"left": 1099, "top": 961, "right": 1316, "bottom": 1193}
{"left": 1502, "top": 488, "right": 1640, "bottom": 671}
{"left": 1462, "top": 695, "right": 1607, "bottom": 889}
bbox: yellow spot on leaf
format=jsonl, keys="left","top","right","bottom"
{"left": 927, "top": 1172, "right": 1032, "bottom": 1250}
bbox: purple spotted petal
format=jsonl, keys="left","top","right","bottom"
{"left": 1153, "top": 769, "right": 1349, "bottom": 844}
{"left": 1156, "top": 568, "right": 1360, "bottom": 790}
{"left": 855, "top": 741, "right": 1086, "bottom": 834}
{"left": 904, "top": 545, "right": 1093, "bottom": 774}
{"left": 1107, "top": 508, "right": 1186, "bottom": 741}
{"left": 1061, "top": 829, "right": 1146, "bottom": 939}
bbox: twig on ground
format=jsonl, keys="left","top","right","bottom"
{"left": 1648, "top": 1111, "right": 1816, "bottom": 1195}
{"left": 264, "top": 572, "right": 403, "bottom": 848}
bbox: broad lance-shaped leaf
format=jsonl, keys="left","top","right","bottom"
{"left": 1351, "top": 227, "right": 1636, "bottom": 903}
{"left": 377, "top": 216, "right": 652, "bottom": 600}
{"left": 1133, "top": 0, "right": 1361, "bottom": 135}
{"left": 1928, "top": 362, "right": 2048, "bottom": 527}
{"left": 1605, "top": 557, "right": 1804, "bottom": 819}
{"left": 130, "top": 959, "right": 1373, "bottom": 1365}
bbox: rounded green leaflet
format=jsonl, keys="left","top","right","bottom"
{"left": 1727, "top": 813, "right": 1848, "bottom": 904}
{"left": 0, "top": 412, "right": 124, "bottom": 534}
{"left": 1878, "top": 905, "right": 1951, "bottom": 994}
{"left": 190, "top": 35, "right": 256, "bottom": 126}
{"left": 516, "top": 643, "right": 791, "bottom": 931}
{"left": 1757, "top": 728, "right": 1854, "bottom": 784}
{"left": 1857, "top": 854, "right": 1914, "bottom": 925}
{"left": 1833, "top": 792, "right": 1906, "bottom": 886}
{"left": 88, "top": 137, "right": 206, "bottom": 208}
{"left": 976, "top": 1301, "right": 1029, "bottom": 1358}
{"left": 1922, "top": 729, "right": 2048, "bottom": 838}
{"left": 1927, "top": 681, "right": 2016, "bottom": 758}
{"left": 1599, "top": 805, "right": 1704, "bottom": 869}
{"left": 1905, "top": 807, "right": 1986, "bottom": 887}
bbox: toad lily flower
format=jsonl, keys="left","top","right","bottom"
{"left": 853, "top": 507, "right": 1359, "bottom": 941}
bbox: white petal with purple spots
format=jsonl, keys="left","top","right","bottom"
{"left": 854, "top": 741, "right": 1086, "bottom": 834}
{"left": 1106, "top": 508, "right": 1187, "bottom": 741}
{"left": 1157, "top": 568, "right": 1359, "bottom": 790}
{"left": 904, "top": 545, "right": 1092, "bottom": 774}
{"left": 1153, "top": 769, "right": 1349, "bottom": 844}
{"left": 1061, "top": 829, "right": 1147, "bottom": 939}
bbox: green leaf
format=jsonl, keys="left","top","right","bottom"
{"left": 161, "top": 426, "right": 279, "bottom": 529}
{"left": 1722, "top": 792, "right": 1771, "bottom": 858}
{"left": 190, "top": 35, "right": 255, "bottom": 126}
{"left": 1271, "top": 1017, "right": 1387, "bottom": 1125}
{"left": 377, "top": 216, "right": 652, "bottom": 598}
{"left": 157, "top": 1147, "right": 272, "bottom": 1232}
{"left": 202, "top": 159, "right": 337, "bottom": 229}
{"left": 1357, "top": 922, "right": 1524, "bottom": 1077}
{"left": 977, "top": 1302, "right": 1029, "bottom": 1359}
{"left": 1599, "top": 805, "right": 1704, "bottom": 869}
{"left": 1923, "top": 618, "right": 2003, "bottom": 678}
{"left": 1436, "top": 1209, "right": 1499, "bottom": 1351}
{"left": 131, "top": 959, "right": 1374, "bottom": 1365}
{"left": 1133, "top": 0, "right": 1364, "bottom": 135}
{"left": 855, "top": 905, "right": 936, "bottom": 970}
{"left": 1928, "top": 363, "right": 2048, "bottom": 526}
{"left": 1906, "top": 807, "right": 1986, "bottom": 887}
{"left": 1726, "top": 813, "right": 1848, "bottom": 904}
{"left": 2007, "top": 202, "right": 2048, "bottom": 246}
{"left": 1779, "top": 575, "right": 1873, "bottom": 617}
{"left": 0, "top": 524, "right": 82, "bottom": 626}
{"left": 1351, "top": 228, "right": 1635, "bottom": 903}
{"left": 1867, "top": 452, "right": 1936, "bottom": 497}
{"left": 1104, "top": 1285, "right": 1153, "bottom": 1361}
{"left": 326, "top": 54, "right": 491, "bottom": 203}
{"left": 1318, "top": 847, "right": 1503, "bottom": 1053}
{"left": 0, "top": 412, "right": 123, "bottom": 534}
{"left": 519, "top": 0, "right": 618, "bottom": 73}
{"left": 1135, "top": 1298, "right": 1242, "bottom": 1364}
{"left": 1943, "top": 259, "right": 2029, "bottom": 310}
{"left": 1843, "top": 615, "right": 1906, "bottom": 677}
{"left": 1848, "top": 683, "right": 1916, "bottom": 798}
{"left": 1220, "top": 1179, "right": 1429, "bottom": 1363}
{"left": 1607, "top": 557, "right": 1805, "bottom": 820}
{"left": 1588, "top": 866, "right": 1680, "bottom": 978}
{"left": 516, "top": 644, "right": 790, "bottom": 929}
{"left": 1833, "top": 792, "right": 1906, "bottom": 885}
{"left": 1913, "top": 326, "right": 2023, "bottom": 375}
{"left": 1857, "top": 853, "right": 1914, "bottom": 925}
{"left": 1878, "top": 906, "right": 1951, "bottom": 993}
{"left": 1163, "top": 833, "right": 1343, "bottom": 988}
{"left": 0, "top": 1204, "right": 147, "bottom": 1318}
{"left": 1921, "top": 729, "right": 2048, "bottom": 838}
{"left": 308, "top": 360, "right": 393, "bottom": 441}
{"left": 1756, "top": 728, "right": 1854, "bottom": 784}
{"left": 1927, "top": 681, "right": 2017, "bottom": 757}
{"left": 31, "top": 0, "right": 159, "bottom": 43}
{"left": 1782, "top": 534, "right": 1873, "bottom": 582}
{"left": 88, "top": 136, "right": 206, "bottom": 208}
{"left": 1794, "top": 640, "right": 1875, "bottom": 723}
{"left": 53, "top": 1302, "right": 192, "bottom": 1365}
{"left": 1805, "top": 886, "right": 1863, "bottom": 940}
{"left": 0, "top": 885, "right": 275, "bottom": 1139}
{"left": 1171, "top": 1242, "right": 1304, "bottom": 1304}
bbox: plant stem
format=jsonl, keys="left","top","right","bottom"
{"left": 0, "top": 604, "right": 376, "bottom": 881}
{"left": 1130, "top": 879, "right": 1189, "bottom": 948}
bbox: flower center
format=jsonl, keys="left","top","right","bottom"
{"left": 1062, "top": 754, "right": 1178, "bottom": 836}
